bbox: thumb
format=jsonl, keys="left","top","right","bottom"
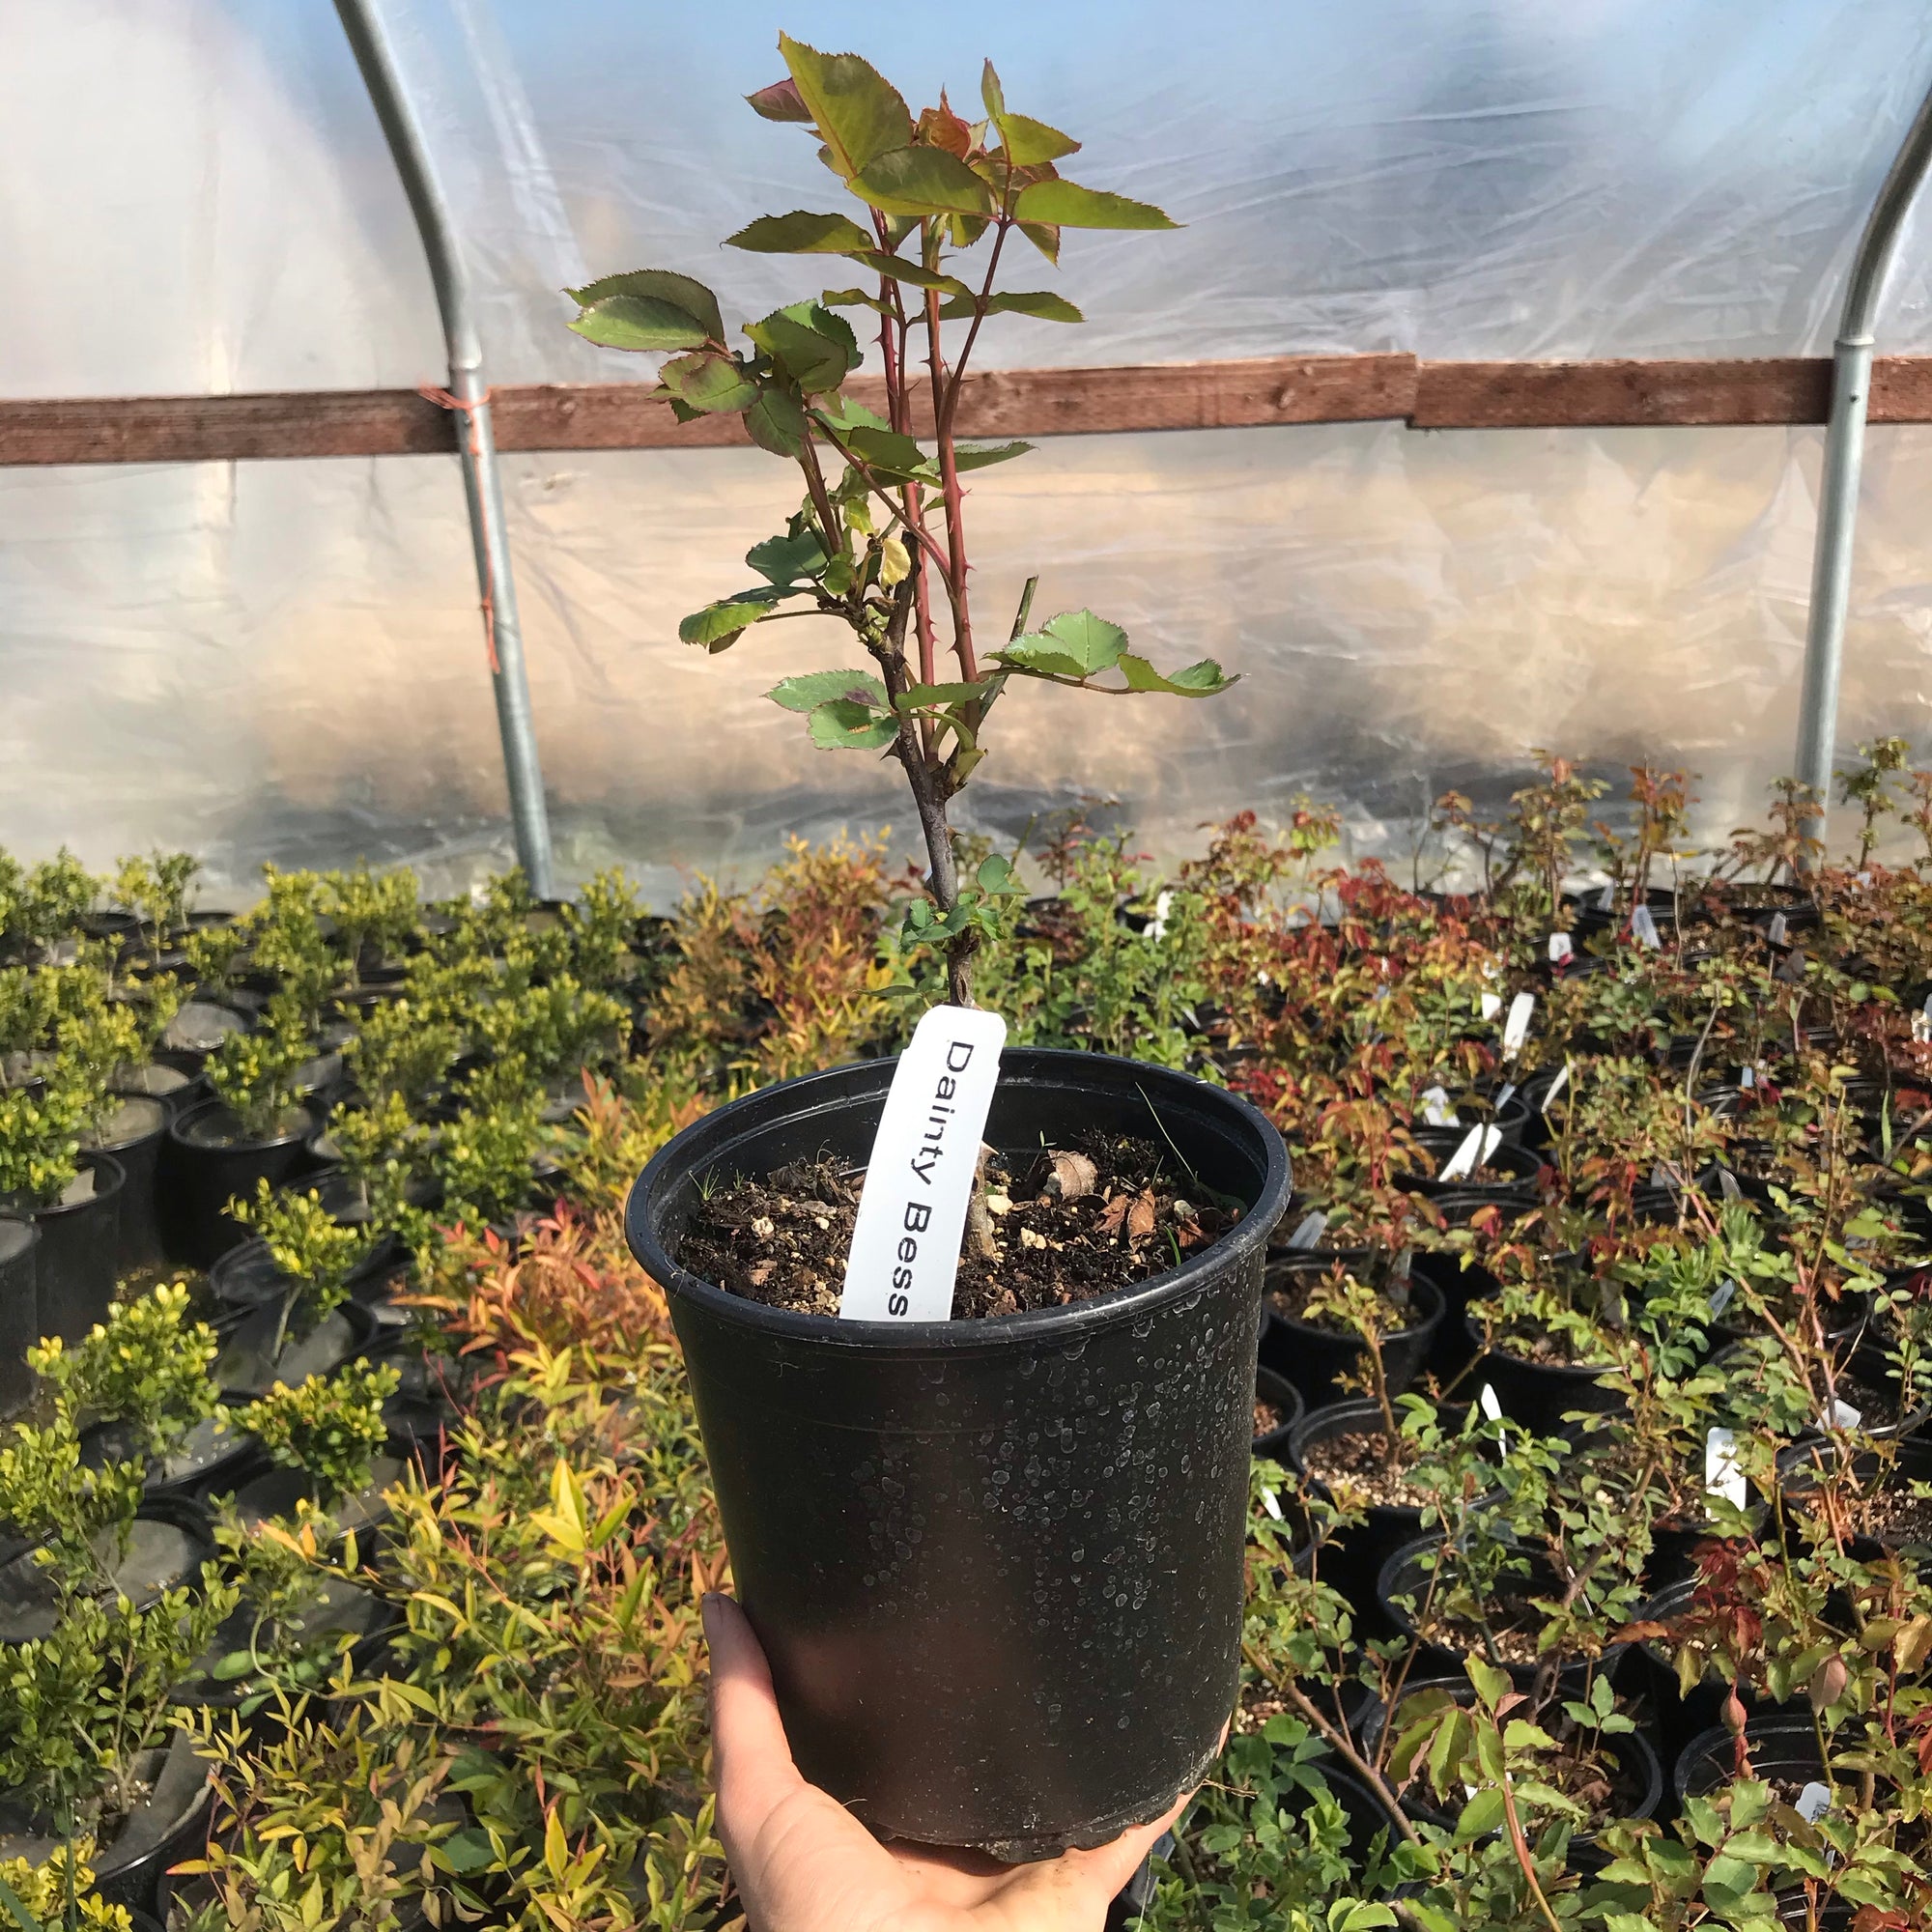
{"left": 702, "top": 1591, "right": 809, "bottom": 1828}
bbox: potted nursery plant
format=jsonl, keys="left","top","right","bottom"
{"left": 596, "top": 39, "right": 1290, "bottom": 1858}
{"left": 0, "top": 1290, "right": 237, "bottom": 1915}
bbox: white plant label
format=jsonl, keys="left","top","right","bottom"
{"left": 1539, "top": 1061, "right": 1573, "bottom": 1113}
{"left": 1826, "top": 1399, "right": 1863, "bottom": 1431}
{"left": 1145, "top": 889, "right": 1175, "bottom": 942}
{"left": 1630, "top": 903, "right": 1662, "bottom": 950}
{"left": 1501, "top": 992, "right": 1536, "bottom": 1058}
{"left": 1796, "top": 1781, "right": 1832, "bottom": 1824}
{"left": 1493, "top": 1083, "right": 1518, "bottom": 1111}
{"left": 838, "top": 1006, "right": 1007, "bottom": 1321}
{"left": 1287, "top": 1209, "right": 1329, "bottom": 1251}
{"left": 1478, "top": 1381, "right": 1509, "bottom": 1453}
{"left": 1438, "top": 1123, "right": 1501, "bottom": 1182}
{"left": 1718, "top": 1167, "right": 1743, "bottom": 1201}
{"left": 1261, "top": 1487, "right": 1284, "bottom": 1521}
{"left": 1479, "top": 991, "right": 1503, "bottom": 1022}
{"left": 1740, "top": 1065, "right": 1755, "bottom": 1090}
{"left": 1593, "top": 883, "right": 1614, "bottom": 912}
{"left": 1768, "top": 913, "right": 1787, "bottom": 947}
{"left": 1708, "top": 1279, "right": 1738, "bottom": 1319}
{"left": 1548, "top": 931, "right": 1573, "bottom": 964}
{"left": 1420, "top": 1086, "right": 1459, "bottom": 1127}
{"left": 1706, "top": 1427, "right": 1747, "bottom": 1509}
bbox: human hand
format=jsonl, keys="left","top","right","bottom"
{"left": 701, "top": 1591, "right": 1195, "bottom": 1932}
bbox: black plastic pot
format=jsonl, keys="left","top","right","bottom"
{"left": 1357, "top": 1675, "right": 1661, "bottom": 1856}
{"left": 1375, "top": 1536, "right": 1630, "bottom": 1698}
{"left": 162, "top": 1098, "right": 316, "bottom": 1268}
{"left": 1777, "top": 1433, "right": 1932, "bottom": 1557}
{"left": 212, "top": 1299, "right": 377, "bottom": 1403}
{"left": 1405, "top": 1128, "right": 1543, "bottom": 1201}
{"left": 0, "top": 1218, "right": 35, "bottom": 1418}
{"left": 93, "top": 1730, "right": 215, "bottom": 1917}
{"left": 1463, "top": 1309, "right": 1617, "bottom": 1433}
{"left": 0, "top": 1494, "right": 213, "bottom": 1645}
{"left": 626, "top": 1047, "right": 1291, "bottom": 1861}
{"left": 1631, "top": 1576, "right": 1766, "bottom": 1776}
{"left": 1259, "top": 1261, "right": 1443, "bottom": 1408}
{"left": 1673, "top": 1713, "right": 1832, "bottom": 1804}
{"left": 83, "top": 1094, "right": 169, "bottom": 1276}
{"left": 1252, "top": 1365, "right": 1305, "bottom": 1462}
{"left": 208, "top": 1233, "right": 400, "bottom": 1318}
{"left": 1288, "top": 1399, "right": 1463, "bottom": 1628}
{"left": 10, "top": 1151, "right": 125, "bottom": 1347}
{"left": 1409, "top": 1246, "right": 1492, "bottom": 1381}
{"left": 111, "top": 1062, "right": 206, "bottom": 1119}
{"left": 155, "top": 999, "right": 250, "bottom": 1075}
{"left": 230, "top": 1440, "right": 409, "bottom": 1553}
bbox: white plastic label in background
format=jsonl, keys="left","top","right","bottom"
{"left": 1593, "top": 884, "right": 1614, "bottom": 912}
{"left": 1287, "top": 1209, "right": 1329, "bottom": 1250}
{"left": 1826, "top": 1399, "right": 1863, "bottom": 1431}
{"left": 1706, "top": 1428, "right": 1747, "bottom": 1508}
{"left": 1479, "top": 991, "right": 1503, "bottom": 1022}
{"left": 1493, "top": 1083, "right": 1517, "bottom": 1111}
{"left": 1501, "top": 992, "right": 1535, "bottom": 1058}
{"left": 1796, "top": 1781, "right": 1832, "bottom": 1824}
{"left": 1768, "top": 913, "right": 1788, "bottom": 947}
{"left": 1420, "top": 1085, "right": 1459, "bottom": 1127}
{"left": 1708, "top": 1279, "right": 1737, "bottom": 1319}
{"left": 1478, "top": 1381, "right": 1509, "bottom": 1453}
{"left": 1145, "top": 889, "right": 1175, "bottom": 941}
{"left": 1540, "top": 1061, "right": 1573, "bottom": 1113}
{"left": 1740, "top": 1065, "right": 1755, "bottom": 1089}
{"left": 838, "top": 1006, "right": 1008, "bottom": 1321}
{"left": 1548, "top": 931, "right": 1573, "bottom": 964}
{"left": 1438, "top": 1124, "right": 1501, "bottom": 1182}
{"left": 1262, "top": 1488, "right": 1284, "bottom": 1521}
{"left": 1631, "top": 903, "right": 1662, "bottom": 949}
{"left": 1719, "top": 1168, "right": 1743, "bottom": 1201}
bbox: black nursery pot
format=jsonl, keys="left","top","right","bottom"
{"left": 1259, "top": 1259, "right": 1442, "bottom": 1408}
{"left": 162, "top": 1098, "right": 315, "bottom": 1268}
{"left": 626, "top": 1047, "right": 1291, "bottom": 1861}
{"left": 16, "top": 1151, "right": 125, "bottom": 1346}
{"left": 1464, "top": 1310, "right": 1618, "bottom": 1434}
{"left": 84, "top": 1094, "right": 170, "bottom": 1277}
{"left": 1252, "top": 1365, "right": 1305, "bottom": 1461}
{"left": 1673, "top": 1713, "right": 1831, "bottom": 1804}
{"left": 0, "top": 1219, "right": 36, "bottom": 1419}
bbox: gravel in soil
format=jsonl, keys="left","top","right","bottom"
{"left": 678, "top": 1133, "right": 1238, "bottom": 1319}
{"left": 1254, "top": 1400, "right": 1288, "bottom": 1436}
{"left": 1487, "top": 1322, "right": 1611, "bottom": 1369}
{"left": 1303, "top": 1428, "right": 1436, "bottom": 1511}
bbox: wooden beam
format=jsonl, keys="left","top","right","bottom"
{"left": 1413, "top": 355, "right": 1932, "bottom": 428}
{"left": 2, "top": 354, "right": 1930, "bottom": 466}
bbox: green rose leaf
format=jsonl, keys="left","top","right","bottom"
{"left": 996, "top": 610, "right": 1127, "bottom": 679}
{"left": 1013, "top": 180, "right": 1179, "bottom": 231}
{"left": 851, "top": 146, "right": 996, "bottom": 218}
{"left": 855, "top": 252, "right": 973, "bottom": 295}
{"left": 678, "top": 591, "right": 781, "bottom": 652}
{"left": 746, "top": 531, "right": 828, "bottom": 586}
{"left": 568, "top": 296, "right": 712, "bottom": 355}
{"left": 996, "top": 112, "right": 1082, "bottom": 167}
{"left": 726, "top": 210, "right": 876, "bottom": 255}
{"left": 744, "top": 385, "right": 810, "bottom": 456}
{"left": 819, "top": 419, "right": 940, "bottom": 484}
{"left": 747, "top": 307, "right": 855, "bottom": 394}
{"left": 808, "top": 697, "right": 898, "bottom": 750}
{"left": 658, "top": 352, "right": 758, "bottom": 414}
{"left": 768, "top": 669, "right": 890, "bottom": 714}
{"left": 1017, "top": 221, "right": 1061, "bottom": 265}
{"left": 1116, "top": 653, "right": 1236, "bottom": 696}
{"left": 896, "top": 679, "right": 994, "bottom": 709}
{"left": 566, "top": 269, "right": 724, "bottom": 342}
{"left": 777, "top": 36, "right": 913, "bottom": 179}
{"left": 952, "top": 440, "right": 1035, "bottom": 471}
{"left": 820, "top": 287, "right": 888, "bottom": 312}
{"left": 936, "top": 291, "right": 1084, "bottom": 325}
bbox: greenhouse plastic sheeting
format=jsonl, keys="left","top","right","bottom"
{"left": 6, "top": 0, "right": 1932, "bottom": 899}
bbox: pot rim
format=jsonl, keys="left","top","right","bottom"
{"left": 23, "top": 1150, "right": 126, "bottom": 1221}
{"left": 168, "top": 1094, "right": 315, "bottom": 1154}
{"left": 626, "top": 1045, "right": 1290, "bottom": 1357}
